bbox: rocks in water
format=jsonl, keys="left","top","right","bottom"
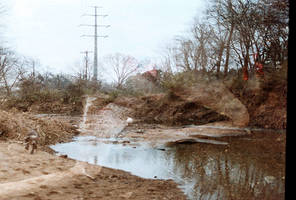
{"left": 264, "top": 176, "right": 276, "bottom": 184}
{"left": 166, "top": 138, "right": 228, "bottom": 146}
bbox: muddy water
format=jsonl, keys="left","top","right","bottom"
{"left": 51, "top": 130, "right": 285, "bottom": 200}
{"left": 49, "top": 96, "right": 285, "bottom": 199}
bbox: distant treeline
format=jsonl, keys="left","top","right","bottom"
{"left": 160, "top": 0, "right": 288, "bottom": 78}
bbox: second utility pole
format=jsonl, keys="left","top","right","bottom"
{"left": 80, "top": 50, "right": 93, "bottom": 80}
{"left": 81, "top": 6, "right": 110, "bottom": 82}
{"left": 93, "top": 7, "right": 98, "bottom": 82}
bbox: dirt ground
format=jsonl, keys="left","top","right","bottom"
{"left": 0, "top": 141, "right": 186, "bottom": 200}
{"left": 114, "top": 81, "right": 286, "bottom": 130}
{"left": 114, "top": 94, "right": 229, "bottom": 126}
{"left": 0, "top": 108, "right": 186, "bottom": 200}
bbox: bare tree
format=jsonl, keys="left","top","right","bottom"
{"left": 0, "top": 50, "right": 26, "bottom": 97}
{"left": 103, "top": 53, "right": 140, "bottom": 89}
{"left": 191, "top": 22, "right": 213, "bottom": 74}
{"left": 172, "top": 22, "right": 217, "bottom": 76}
{"left": 174, "top": 37, "right": 194, "bottom": 72}
{"left": 207, "top": 0, "right": 288, "bottom": 76}
{"left": 159, "top": 0, "right": 288, "bottom": 83}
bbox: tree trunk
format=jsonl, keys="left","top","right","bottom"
{"left": 224, "top": 24, "right": 234, "bottom": 77}
{"left": 216, "top": 41, "right": 225, "bottom": 76}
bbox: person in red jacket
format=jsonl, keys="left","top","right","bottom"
{"left": 242, "top": 56, "right": 249, "bottom": 81}
{"left": 254, "top": 53, "right": 264, "bottom": 77}
{"left": 243, "top": 66, "right": 248, "bottom": 81}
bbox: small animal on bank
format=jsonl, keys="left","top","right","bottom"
{"left": 24, "top": 130, "right": 39, "bottom": 154}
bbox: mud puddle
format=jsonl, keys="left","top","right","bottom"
{"left": 51, "top": 130, "right": 285, "bottom": 200}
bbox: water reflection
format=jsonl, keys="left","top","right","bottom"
{"left": 51, "top": 133, "right": 285, "bottom": 200}
{"left": 170, "top": 141, "right": 285, "bottom": 200}
{"left": 53, "top": 137, "right": 175, "bottom": 179}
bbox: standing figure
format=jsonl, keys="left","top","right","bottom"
{"left": 254, "top": 53, "right": 264, "bottom": 78}
{"left": 24, "top": 130, "right": 39, "bottom": 154}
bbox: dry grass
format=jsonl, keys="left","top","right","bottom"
{"left": 0, "top": 109, "right": 79, "bottom": 147}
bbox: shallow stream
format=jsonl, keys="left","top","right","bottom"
{"left": 51, "top": 130, "right": 285, "bottom": 200}
{"left": 49, "top": 96, "right": 285, "bottom": 199}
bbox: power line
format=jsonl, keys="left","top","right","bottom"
{"left": 80, "top": 6, "right": 110, "bottom": 82}
{"left": 80, "top": 50, "right": 93, "bottom": 80}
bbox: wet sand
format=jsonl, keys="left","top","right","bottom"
{"left": 0, "top": 141, "right": 186, "bottom": 200}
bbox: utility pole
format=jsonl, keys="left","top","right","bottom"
{"left": 80, "top": 50, "right": 93, "bottom": 80}
{"left": 80, "top": 6, "right": 110, "bottom": 82}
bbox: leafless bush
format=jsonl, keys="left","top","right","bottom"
{"left": 103, "top": 53, "right": 140, "bottom": 89}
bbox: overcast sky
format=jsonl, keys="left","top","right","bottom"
{"left": 2, "top": 0, "right": 206, "bottom": 79}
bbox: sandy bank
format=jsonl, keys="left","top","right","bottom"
{"left": 0, "top": 141, "right": 186, "bottom": 200}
